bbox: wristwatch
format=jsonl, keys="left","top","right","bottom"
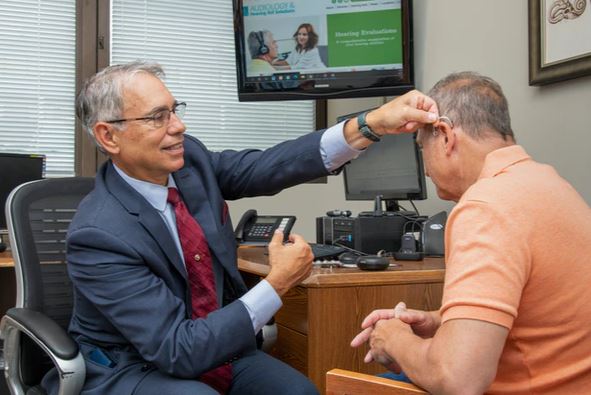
{"left": 357, "top": 111, "right": 381, "bottom": 142}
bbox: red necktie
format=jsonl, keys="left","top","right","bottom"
{"left": 167, "top": 187, "right": 232, "bottom": 393}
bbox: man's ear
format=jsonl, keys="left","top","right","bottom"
{"left": 437, "top": 122, "right": 456, "bottom": 156}
{"left": 93, "top": 122, "right": 120, "bottom": 155}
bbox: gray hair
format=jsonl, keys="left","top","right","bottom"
{"left": 428, "top": 71, "right": 514, "bottom": 141}
{"left": 76, "top": 60, "right": 166, "bottom": 147}
{"left": 247, "top": 30, "right": 272, "bottom": 59}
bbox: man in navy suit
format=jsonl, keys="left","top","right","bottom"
{"left": 42, "top": 61, "right": 438, "bottom": 394}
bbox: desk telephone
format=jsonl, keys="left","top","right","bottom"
{"left": 234, "top": 209, "right": 296, "bottom": 244}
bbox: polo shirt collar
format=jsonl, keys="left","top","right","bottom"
{"left": 478, "top": 145, "right": 530, "bottom": 180}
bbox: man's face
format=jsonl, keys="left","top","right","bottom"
{"left": 416, "top": 124, "right": 458, "bottom": 201}
{"left": 267, "top": 34, "right": 279, "bottom": 58}
{"left": 107, "top": 73, "right": 186, "bottom": 185}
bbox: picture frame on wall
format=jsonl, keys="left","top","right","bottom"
{"left": 529, "top": 0, "right": 591, "bottom": 85}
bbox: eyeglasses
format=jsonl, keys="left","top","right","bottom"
{"left": 105, "top": 102, "right": 187, "bottom": 128}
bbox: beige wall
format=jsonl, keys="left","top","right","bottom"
{"left": 229, "top": 0, "right": 591, "bottom": 241}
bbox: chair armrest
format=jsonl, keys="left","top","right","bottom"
{"left": 4, "top": 307, "right": 78, "bottom": 359}
{"left": 326, "top": 368, "right": 427, "bottom": 395}
{"left": 1, "top": 308, "right": 85, "bottom": 395}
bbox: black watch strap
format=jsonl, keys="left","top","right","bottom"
{"left": 357, "top": 111, "right": 381, "bottom": 142}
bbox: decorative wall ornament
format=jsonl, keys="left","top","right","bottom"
{"left": 548, "top": 0, "right": 587, "bottom": 24}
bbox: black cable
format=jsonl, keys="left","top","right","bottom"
{"left": 403, "top": 219, "right": 424, "bottom": 234}
{"left": 409, "top": 200, "right": 420, "bottom": 215}
{"left": 384, "top": 211, "right": 420, "bottom": 221}
{"left": 332, "top": 241, "right": 369, "bottom": 256}
{"left": 332, "top": 235, "right": 351, "bottom": 245}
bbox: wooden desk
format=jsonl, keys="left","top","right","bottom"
{"left": 238, "top": 247, "right": 445, "bottom": 394}
{"left": 0, "top": 251, "right": 13, "bottom": 268}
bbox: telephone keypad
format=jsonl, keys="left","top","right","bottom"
{"left": 248, "top": 224, "right": 275, "bottom": 238}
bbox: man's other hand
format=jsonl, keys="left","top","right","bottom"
{"left": 265, "top": 230, "right": 313, "bottom": 296}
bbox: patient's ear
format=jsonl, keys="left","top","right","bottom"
{"left": 437, "top": 122, "right": 456, "bottom": 155}
{"left": 93, "top": 122, "right": 120, "bottom": 155}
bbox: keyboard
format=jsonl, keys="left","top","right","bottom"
{"left": 309, "top": 243, "right": 347, "bottom": 260}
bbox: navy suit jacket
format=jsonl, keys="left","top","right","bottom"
{"left": 43, "top": 131, "right": 329, "bottom": 395}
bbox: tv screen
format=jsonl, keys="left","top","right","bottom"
{"left": 0, "top": 153, "right": 45, "bottom": 229}
{"left": 343, "top": 133, "right": 426, "bottom": 208}
{"left": 233, "top": 0, "right": 414, "bottom": 101}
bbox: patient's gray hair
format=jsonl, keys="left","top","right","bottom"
{"left": 428, "top": 71, "right": 514, "bottom": 141}
{"left": 76, "top": 60, "right": 165, "bottom": 147}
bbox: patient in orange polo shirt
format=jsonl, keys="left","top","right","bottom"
{"left": 351, "top": 71, "right": 591, "bottom": 394}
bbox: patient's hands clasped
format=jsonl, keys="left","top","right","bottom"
{"left": 351, "top": 302, "right": 441, "bottom": 371}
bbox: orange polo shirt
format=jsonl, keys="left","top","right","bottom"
{"left": 440, "top": 145, "right": 591, "bottom": 394}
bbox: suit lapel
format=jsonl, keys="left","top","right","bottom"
{"left": 103, "top": 163, "right": 187, "bottom": 280}
{"left": 137, "top": 207, "right": 187, "bottom": 279}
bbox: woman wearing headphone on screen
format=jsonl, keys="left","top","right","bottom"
{"left": 286, "top": 23, "right": 326, "bottom": 70}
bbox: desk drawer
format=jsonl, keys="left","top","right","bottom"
{"left": 276, "top": 285, "right": 308, "bottom": 334}
{"left": 270, "top": 324, "right": 308, "bottom": 375}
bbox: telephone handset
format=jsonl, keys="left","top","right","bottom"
{"left": 234, "top": 209, "right": 296, "bottom": 244}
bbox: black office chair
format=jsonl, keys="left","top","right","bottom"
{"left": 0, "top": 177, "right": 94, "bottom": 395}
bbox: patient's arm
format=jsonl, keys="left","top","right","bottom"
{"left": 366, "top": 318, "right": 508, "bottom": 395}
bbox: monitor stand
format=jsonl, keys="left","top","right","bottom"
{"left": 358, "top": 195, "right": 417, "bottom": 218}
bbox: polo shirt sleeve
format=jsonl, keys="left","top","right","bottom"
{"left": 440, "top": 200, "right": 532, "bottom": 330}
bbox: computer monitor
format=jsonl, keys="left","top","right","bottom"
{"left": 342, "top": 124, "right": 426, "bottom": 212}
{"left": 0, "top": 153, "right": 46, "bottom": 230}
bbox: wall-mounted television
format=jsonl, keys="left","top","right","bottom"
{"left": 233, "top": 0, "right": 414, "bottom": 101}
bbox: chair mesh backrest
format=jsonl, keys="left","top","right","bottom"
{"left": 7, "top": 177, "right": 94, "bottom": 385}
{"left": 29, "top": 202, "right": 79, "bottom": 327}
